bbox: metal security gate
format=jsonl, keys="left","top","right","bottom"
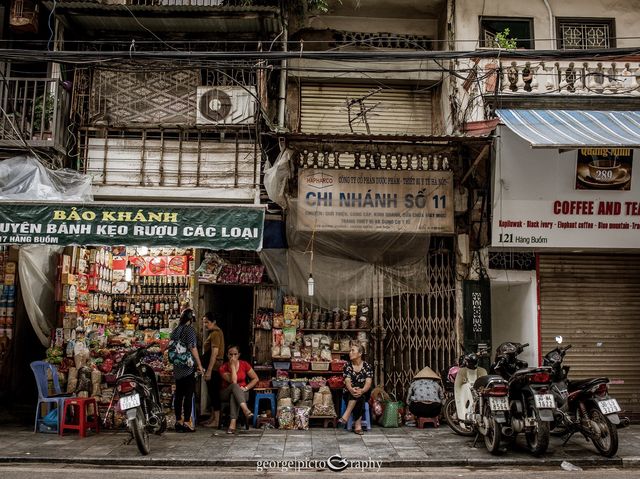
{"left": 300, "top": 84, "right": 433, "bottom": 135}
{"left": 539, "top": 254, "right": 640, "bottom": 420}
{"left": 378, "top": 247, "right": 457, "bottom": 399}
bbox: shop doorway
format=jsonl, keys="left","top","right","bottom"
{"left": 489, "top": 270, "right": 538, "bottom": 369}
{"left": 204, "top": 285, "right": 254, "bottom": 361}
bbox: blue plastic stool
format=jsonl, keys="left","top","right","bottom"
{"left": 253, "top": 392, "right": 276, "bottom": 428}
{"left": 340, "top": 398, "right": 371, "bottom": 431}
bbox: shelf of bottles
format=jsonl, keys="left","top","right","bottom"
{"left": 111, "top": 271, "right": 189, "bottom": 331}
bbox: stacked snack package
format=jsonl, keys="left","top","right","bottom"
{"left": 295, "top": 406, "right": 311, "bottom": 430}
{"left": 310, "top": 386, "right": 336, "bottom": 416}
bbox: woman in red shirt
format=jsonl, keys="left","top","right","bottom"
{"left": 218, "top": 344, "right": 258, "bottom": 433}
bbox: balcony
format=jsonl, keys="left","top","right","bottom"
{"left": 478, "top": 58, "right": 640, "bottom": 96}
{"left": 0, "top": 78, "right": 68, "bottom": 153}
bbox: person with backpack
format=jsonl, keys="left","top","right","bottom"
{"left": 170, "top": 308, "right": 204, "bottom": 432}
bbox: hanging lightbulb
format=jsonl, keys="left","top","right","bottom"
{"left": 307, "top": 273, "right": 315, "bottom": 297}
{"left": 125, "top": 266, "right": 133, "bottom": 282}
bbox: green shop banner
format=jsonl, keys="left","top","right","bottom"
{"left": 0, "top": 203, "right": 265, "bottom": 250}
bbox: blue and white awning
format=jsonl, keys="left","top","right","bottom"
{"left": 496, "top": 109, "right": 640, "bottom": 148}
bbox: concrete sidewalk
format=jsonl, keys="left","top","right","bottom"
{"left": 0, "top": 424, "right": 638, "bottom": 469}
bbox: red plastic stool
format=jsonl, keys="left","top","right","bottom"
{"left": 60, "top": 397, "right": 99, "bottom": 437}
{"left": 416, "top": 416, "right": 440, "bottom": 429}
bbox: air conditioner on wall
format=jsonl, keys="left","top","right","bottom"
{"left": 196, "top": 86, "right": 257, "bottom": 125}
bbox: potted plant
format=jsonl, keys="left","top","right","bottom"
{"left": 33, "top": 94, "right": 55, "bottom": 133}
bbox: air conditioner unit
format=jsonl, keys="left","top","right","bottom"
{"left": 196, "top": 86, "right": 257, "bottom": 125}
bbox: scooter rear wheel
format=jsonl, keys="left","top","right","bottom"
{"left": 484, "top": 414, "right": 502, "bottom": 454}
{"left": 443, "top": 396, "right": 474, "bottom": 437}
{"left": 131, "top": 410, "right": 150, "bottom": 456}
{"left": 525, "top": 419, "right": 550, "bottom": 456}
{"left": 588, "top": 407, "right": 618, "bottom": 457}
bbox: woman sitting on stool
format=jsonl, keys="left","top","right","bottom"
{"left": 218, "top": 345, "right": 258, "bottom": 434}
{"left": 338, "top": 344, "right": 373, "bottom": 435}
{"left": 406, "top": 366, "right": 444, "bottom": 420}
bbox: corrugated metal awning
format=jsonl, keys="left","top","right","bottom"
{"left": 496, "top": 109, "right": 640, "bottom": 148}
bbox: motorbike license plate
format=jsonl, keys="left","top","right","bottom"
{"left": 119, "top": 393, "right": 141, "bottom": 411}
{"left": 534, "top": 394, "right": 556, "bottom": 409}
{"left": 489, "top": 397, "right": 509, "bottom": 411}
{"left": 598, "top": 399, "right": 621, "bottom": 415}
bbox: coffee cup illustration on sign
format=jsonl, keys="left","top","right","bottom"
{"left": 588, "top": 158, "right": 622, "bottom": 183}
{"left": 576, "top": 148, "right": 633, "bottom": 191}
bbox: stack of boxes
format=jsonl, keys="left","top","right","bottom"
{"left": 0, "top": 247, "right": 16, "bottom": 372}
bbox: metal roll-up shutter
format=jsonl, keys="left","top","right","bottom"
{"left": 300, "top": 84, "right": 432, "bottom": 135}
{"left": 539, "top": 254, "right": 640, "bottom": 419}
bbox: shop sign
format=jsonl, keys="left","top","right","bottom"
{"left": 492, "top": 128, "right": 640, "bottom": 249}
{"left": 576, "top": 148, "right": 633, "bottom": 191}
{"left": 297, "top": 169, "right": 454, "bottom": 234}
{"left": 0, "top": 203, "right": 265, "bottom": 250}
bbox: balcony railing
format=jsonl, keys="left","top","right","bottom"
{"left": 0, "top": 78, "right": 68, "bottom": 151}
{"left": 478, "top": 59, "right": 640, "bottom": 96}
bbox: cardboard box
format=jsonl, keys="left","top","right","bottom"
{"left": 76, "top": 274, "right": 89, "bottom": 293}
{"left": 62, "top": 284, "right": 78, "bottom": 303}
{"left": 61, "top": 273, "right": 76, "bottom": 285}
{"left": 61, "top": 255, "right": 72, "bottom": 274}
{"left": 77, "top": 258, "right": 88, "bottom": 275}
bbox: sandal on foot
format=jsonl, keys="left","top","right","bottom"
{"left": 354, "top": 428, "right": 364, "bottom": 435}
{"left": 226, "top": 428, "right": 236, "bottom": 434}
{"left": 336, "top": 418, "right": 347, "bottom": 428}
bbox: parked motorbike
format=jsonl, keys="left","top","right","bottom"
{"left": 110, "top": 345, "right": 166, "bottom": 455}
{"left": 444, "top": 348, "right": 511, "bottom": 454}
{"left": 491, "top": 342, "right": 555, "bottom": 456}
{"left": 443, "top": 353, "right": 474, "bottom": 436}
{"left": 544, "top": 336, "right": 621, "bottom": 457}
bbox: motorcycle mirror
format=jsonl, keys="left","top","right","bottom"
{"left": 555, "top": 335, "right": 563, "bottom": 344}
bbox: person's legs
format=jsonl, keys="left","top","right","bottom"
{"left": 203, "top": 375, "right": 221, "bottom": 427}
{"left": 174, "top": 377, "right": 187, "bottom": 427}
{"left": 229, "top": 384, "right": 252, "bottom": 417}
{"left": 210, "top": 371, "right": 222, "bottom": 425}
{"left": 220, "top": 385, "right": 238, "bottom": 432}
{"left": 352, "top": 396, "right": 365, "bottom": 421}
{"left": 182, "top": 376, "right": 196, "bottom": 430}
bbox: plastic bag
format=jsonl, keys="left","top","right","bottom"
{"left": 277, "top": 385, "right": 291, "bottom": 400}
{"left": 277, "top": 406, "right": 296, "bottom": 430}
{"left": 0, "top": 155, "right": 93, "bottom": 202}
{"left": 43, "top": 408, "right": 58, "bottom": 427}
{"left": 295, "top": 406, "right": 310, "bottom": 430}
{"left": 380, "top": 393, "right": 401, "bottom": 428}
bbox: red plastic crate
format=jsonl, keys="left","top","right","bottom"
{"left": 330, "top": 360, "right": 347, "bottom": 372}
{"left": 291, "top": 361, "right": 310, "bottom": 371}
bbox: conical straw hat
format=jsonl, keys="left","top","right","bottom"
{"left": 414, "top": 366, "right": 440, "bottom": 380}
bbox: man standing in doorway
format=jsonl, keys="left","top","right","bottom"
{"left": 202, "top": 312, "right": 225, "bottom": 428}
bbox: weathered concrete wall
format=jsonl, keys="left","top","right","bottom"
{"left": 454, "top": 0, "right": 640, "bottom": 50}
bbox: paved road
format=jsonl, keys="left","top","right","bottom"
{"left": 1, "top": 464, "right": 640, "bottom": 479}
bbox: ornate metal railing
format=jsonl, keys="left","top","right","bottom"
{"left": 477, "top": 58, "right": 640, "bottom": 95}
